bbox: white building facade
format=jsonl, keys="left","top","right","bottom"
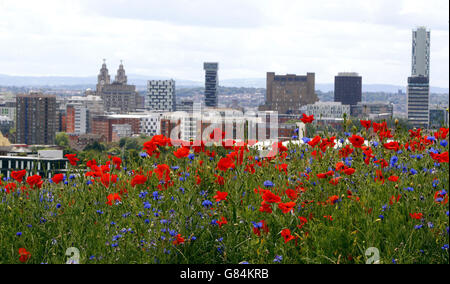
{"left": 146, "top": 80, "right": 176, "bottom": 112}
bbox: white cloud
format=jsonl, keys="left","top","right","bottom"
{"left": 0, "top": 0, "right": 448, "bottom": 87}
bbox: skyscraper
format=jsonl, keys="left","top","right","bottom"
{"left": 407, "top": 76, "right": 430, "bottom": 128}
{"left": 260, "top": 72, "right": 317, "bottom": 114}
{"left": 16, "top": 93, "right": 57, "bottom": 145}
{"left": 408, "top": 27, "right": 430, "bottom": 128}
{"left": 146, "top": 80, "right": 176, "bottom": 112}
{"left": 334, "top": 72, "right": 362, "bottom": 106}
{"left": 412, "top": 27, "right": 431, "bottom": 77}
{"left": 204, "top": 62, "right": 219, "bottom": 108}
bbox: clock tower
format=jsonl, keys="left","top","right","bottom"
{"left": 96, "top": 59, "right": 111, "bottom": 93}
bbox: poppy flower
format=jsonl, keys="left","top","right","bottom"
{"left": 217, "top": 157, "right": 235, "bottom": 172}
{"left": 285, "top": 189, "right": 298, "bottom": 201}
{"left": 11, "top": 170, "right": 27, "bottom": 183}
{"left": 217, "top": 216, "right": 228, "bottom": 228}
{"left": 213, "top": 191, "right": 228, "bottom": 202}
{"left": 343, "top": 168, "right": 356, "bottom": 176}
{"left": 259, "top": 201, "right": 273, "bottom": 214}
{"left": 173, "top": 147, "right": 190, "bottom": 159}
{"left": 65, "top": 154, "right": 79, "bottom": 166}
{"left": 26, "top": 175, "right": 43, "bottom": 189}
{"left": 280, "top": 229, "right": 295, "bottom": 243}
{"left": 298, "top": 216, "right": 308, "bottom": 229}
{"left": 348, "top": 135, "right": 365, "bottom": 148}
{"left": 111, "top": 157, "right": 122, "bottom": 170}
{"left": 409, "top": 213, "right": 423, "bottom": 220}
{"left": 383, "top": 141, "right": 400, "bottom": 152}
{"left": 308, "top": 136, "right": 321, "bottom": 148}
{"left": 360, "top": 120, "right": 372, "bottom": 130}
{"left": 300, "top": 113, "right": 314, "bottom": 124}
{"left": 173, "top": 234, "right": 185, "bottom": 245}
{"left": 106, "top": 193, "right": 121, "bottom": 206}
{"left": 388, "top": 176, "right": 399, "bottom": 182}
{"left": 18, "top": 248, "right": 31, "bottom": 263}
{"left": 52, "top": 173, "right": 64, "bottom": 184}
{"left": 131, "top": 175, "right": 147, "bottom": 187}
{"left": 278, "top": 202, "right": 296, "bottom": 213}
{"left": 253, "top": 220, "right": 269, "bottom": 236}
{"left": 262, "top": 191, "right": 281, "bottom": 203}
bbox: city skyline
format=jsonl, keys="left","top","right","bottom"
{"left": 0, "top": 0, "right": 448, "bottom": 88}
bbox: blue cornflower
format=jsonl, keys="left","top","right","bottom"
{"left": 442, "top": 244, "right": 449, "bottom": 250}
{"left": 202, "top": 200, "right": 213, "bottom": 207}
{"left": 188, "top": 154, "right": 195, "bottom": 160}
{"left": 263, "top": 180, "right": 274, "bottom": 187}
{"left": 410, "top": 168, "right": 418, "bottom": 175}
{"left": 390, "top": 156, "right": 398, "bottom": 167}
{"left": 273, "top": 255, "right": 283, "bottom": 263}
{"left": 56, "top": 203, "right": 61, "bottom": 209}
{"left": 16, "top": 232, "right": 22, "bottom": 236}
{"left": 143, "top": 202, "right": 152, "bottom": 209}
{"left": 140, "top": 152, "right": 148, "bottom": 158}
{"left": 440, "top": 140, "right": 448, "bottom": 147}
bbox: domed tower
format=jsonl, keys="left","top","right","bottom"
{"left": 114, "top": 60, "right": 128, "bottom": 85}
{"left": 96, "top": 59, "right": 111, "bottom": 93}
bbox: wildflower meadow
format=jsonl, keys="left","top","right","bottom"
{"left": 1, "top": 118, "right": 448, "bottom": 264}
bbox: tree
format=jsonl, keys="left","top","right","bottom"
{"left": 55, "top": 132, "right": 69, "bottom": 148}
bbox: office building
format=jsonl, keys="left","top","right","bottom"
{"left": 204, "top": 62, "right": 219, "bottom": 108}
{"left": 16, "top": 93, "right": 57, "bottom": 145}
{"left": 407, "top": 76, "right": 430, "bottom": 128}
{"left": 412, "top": 27, "right": 431, "bottom": 77}
{"left": 146, "top": 80, "right": 176, "bottom": 112}
{"left": 261, "top": 72, "right": 317, "bottom": 114}
{"left": 334, "top": 72, "right": 362, "bottom": 106}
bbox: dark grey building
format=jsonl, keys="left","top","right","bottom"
{"left": 204, "top": 62, "right": 219, "bottom": 108}
{"left": 407, "top": 76, "right": 429, "bottom": 128}
{"left": 334, "top": 72, "right": 362, "bottom": 106}
{"left": 16, "top": 93, "right": 57, "bottom": 145}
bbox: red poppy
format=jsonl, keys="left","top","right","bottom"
{"left": 111, "top": 157, "right": 122, "bottom": 170}
{"left": 278, "top": 202, "right": 296, "bottom": 213}
{"left": 217, "top": 216, "right": 228, "bottom": 228}
{"left": 360, "top": 120, "right": 372, "bottom": 130}
{"left": 65, "top": 154, "right": 79, "bottom": 166}
{"left": 100, "top": 173, "right": 117, "bottom": 188}
{"left": 217, "top": 157, "right": 235, "bottom": 172}
{"left": 18, "top": 248, "right": 31, "bottom": 263}
{"left": 409, "top": 213, "right": 423, "bottom": 220}
{"left": 106, "top": 193, "right": 121, "bottom": 206}
{"left": 27, "top": 175, "right": 43, "bottom": 189}
{"left": 52, "top": 173, "right": 64, "bottom": 184}
{"left": 300, "top": 113, "right": 314, "bottom": 124}
{"left": 131, "top": 175, "right": 147, "bottom": 187}
{"left": 173, "top": 147, "right": 190, "bottom": 159}
{"left": 298, "top": 216, "right": 308, "bottom": 229}
{"left": 327, "top": 195, "right": 340, "bottom": 205}
{"left": 430, "top": 152, "right": 449, "bottom": 163}
{"left": 339, "top": 145, "right": 354, "bottom": 158}
{"left": 262, "top": 191, "right": 281, "bottom": 203}
{"left": 259, "top": 201, "right": 273, "bottom": 214}
{"left": 348, "top": 135, "right": 365, "bottom": 148}
{"left": 173, "top": 234, "right": 185, "bottom": 245}
{"left": 308, "top": 136, "right": 322, "bottom": 148}
{"left": 280, "top": 228, "right": 295, "bottom": 243}
{"left": 253, "top": 220, "right": 269, "bottom": 236}
{"left": 213, "top": 191, "right": 228, "bottom": 202}
{"left": 343, "top": 168, "right": 356, "bottom": 176}
{"left": 11, "top": 170, "right": 27, "bottom": 183}
{"left": 388, "top": 176, "right": 399, "bottom": 182}
{"left": 383, "top": 141, "right": 400, "bottom": 152}
{"left": 285, "top": 189, "right": 298, "bottom": 201}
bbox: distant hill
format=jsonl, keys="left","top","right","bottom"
{"left": 1, "top": 74, "right": 448, "bottom": 94}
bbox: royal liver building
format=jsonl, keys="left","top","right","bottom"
{"left": 96, "top": 60, "right": 138, "bottom": 113}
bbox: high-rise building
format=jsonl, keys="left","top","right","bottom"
{"left": 407, "top": 76, "right": 430, "bottom": 128}
{"left": 260, "top": 72, "right": 317, "bottom": 114}
{"left": 16, "top": 93, "right": 57, "bottom": 145}
{"left": 334, "top": 72, "right": 362, "bottom": 106}
{"left": 204, "top": 62, "right": 219, "bottom": 108}
{"left": 412, "top": 27, "right": 431, "bottom": 77}
{"left": 146, "top": 80, "right": 176, "bottom": 112}
{"left": 96, "top": 60, "right": 138, "bottom": 113}
{"left": 408, "top": 27, "right": 431, "bottom": 129}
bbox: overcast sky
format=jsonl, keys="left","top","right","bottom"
{"left": 0, "top": 0, "right": 448, "bottom": 87}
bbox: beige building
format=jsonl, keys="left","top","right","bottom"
{"left": 260, "top": 72, "right": 317, "bottom": 114}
